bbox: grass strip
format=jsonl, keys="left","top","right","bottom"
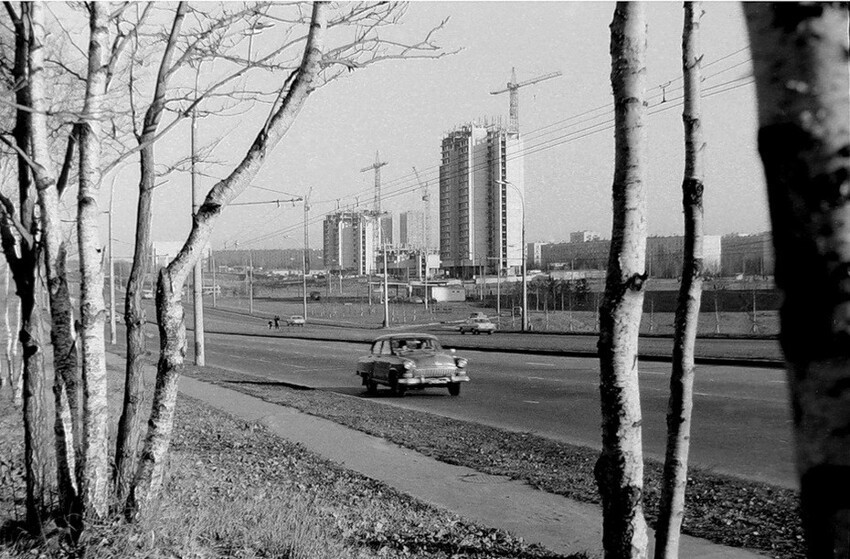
{"left": 184, "top": 364, "right": 804, "bottom": 559}
{"left": 0, "top": 380, "right": 584, "bottom": 559}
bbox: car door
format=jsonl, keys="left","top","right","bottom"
{"left": 373, "top": 340, "right": 395, "bottom": 381}
{"left": 358, "top": 341, "right": 381, "bottom": 377}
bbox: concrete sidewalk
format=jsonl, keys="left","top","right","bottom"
{"left": 175, "top": 373, "right": 766, "bottom": 559}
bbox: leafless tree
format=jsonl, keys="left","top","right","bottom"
{"left": 114, "top": 0, "right": 185, "bottom": 506}
{"left": 744, "top": 4, "right": 850, "bottom": 557}
{"left": 654, "top": 3, "right": 705, "bottom": 557}
{"left": 110, "top": 0, "right": 452, "bottom": 517}
{"left": 596, "top": 3, "right": 649, "bottom": 558}
{"left": 0, "top": 0, "right": 50, "bottom": 533}
{"left": 75, "top": 0, "right": 112, "bottom": 521}
{"left": 27, "top": 0, "right": 82, "bottom": 524}
{"left": 125, "top": 1, "right": 328, "bottom": 516}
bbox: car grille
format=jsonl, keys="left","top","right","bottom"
{"left": 416, "top": 367, "right": 456, "bottom": 378}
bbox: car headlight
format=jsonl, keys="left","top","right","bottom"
{"left": 402, "top": 360, "right": 415, "bottom": 370}
{"left": 455, "top": 357, "right": 468, "bottom": 369}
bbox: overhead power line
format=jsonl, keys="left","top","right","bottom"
{"left": 234, "top": 49, "right": 755, "bottom": 249}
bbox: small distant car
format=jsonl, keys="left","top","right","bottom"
{"left": 356, "top": 333, "right": 469, "bottom": 396}
{"left": 141, "top": 289, "right": 154, "bottom": 300}
{"left": 469, "top": 312, "right": 488, "bottom": 319}
{"left": 286, "top": 315, "right": 306, "bottom": 327}
{"left": 458, "top": 317, "right": 497, "bottom": 335}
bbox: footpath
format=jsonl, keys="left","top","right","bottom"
{"left": 105, "top": 349, "right": 767, "bottom": 558}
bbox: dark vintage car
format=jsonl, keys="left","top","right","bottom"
{"left": 356, "top": 333, "right": 469, "bottom": 396}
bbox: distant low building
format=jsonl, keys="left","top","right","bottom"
{"left": 721, "top": 232, "right": 774, "bottom": 277}
{"left": 538, "top": 235, "right": 722, "bottom": 278}
{"left": 570, "top": 230, "right": 601, "bottom": 243}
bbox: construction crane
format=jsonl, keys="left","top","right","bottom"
{"left": 490, "top": 67, "right": 562, "bottom": 134}
{"left": 360, "top": 151, "right": 389, "bottom": 213}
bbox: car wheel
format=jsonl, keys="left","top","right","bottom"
{"left": 488, "top": 331, "right": 493, "bottom": 335}
{"left": 448, "top": 382, "right": 461, "bottom": 396}
{"left": 459, "top": 329, "right": 464, "bottom": 335}
{"left": 365, "top": 379, "right": 378, "bottom": 395}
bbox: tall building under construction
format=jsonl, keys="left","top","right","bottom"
{"left": 322, "top": 210, "right": 376, "bottom": 275}
{"left": 439, "top": 123, "right": 524, "bottom": 279}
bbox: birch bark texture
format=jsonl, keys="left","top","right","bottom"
{"left": 27, "top": 0, "right": 81, "bottom": 518}
{"left": 2, "top": 2, "right": 49, "bottom": 532}
{"left": 595, "top": 3, "right": 649, "bottom": 558}
{"left": 653, "top": 3, "right": 704, "bottom": 558}
{"left": 127, "top": 1, "right": 328, "bottom": 516}
{"left": 744, "top": 4, "right": 850, "bottom": 558}
{"left": 115, "top": 1, "right": 188, "bottom": 504}
{"left": 77, "top": 0, "right": 110, "bottom": 520}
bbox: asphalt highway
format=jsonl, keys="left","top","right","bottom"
{"left": 192, "top": 329, "right": 795, "bottom": 489}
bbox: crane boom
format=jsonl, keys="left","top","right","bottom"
{"left": 490, "top": 67, "right": 562, "bottom": 133}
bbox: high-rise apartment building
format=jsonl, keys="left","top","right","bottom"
{"left": 439, "top": 124, "right": 524, "bottom": 278}
{"left": 399, "top": 210, "right": 425, "bottom": 248}
{"left": 323, "top": 210, "right": 376, "bottom": 275}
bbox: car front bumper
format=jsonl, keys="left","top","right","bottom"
{"left": 397, "top": 372, "right": 470, "bottom": 386}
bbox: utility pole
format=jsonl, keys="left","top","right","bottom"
{"left": 107, "top": 180, "right": 116, "bottom": 345}
{"left": 248, "top": 250, "right": 254, "bottom": 315}
{"left": 211, "top": 250, "right": 217, "bottom": 308}
{"left": 361, "top": 152, "right": 388, "bottom": 272}
{"left": 190, "top": 87, "right": 205, "bottom": 366}
{"left": 303, "top": 188, "right": 312, "bottom": 320}
{"left": 413, "top": 166, "right": 430, "bottom": 310}
{"left": 382, "top": 227, "right": 389, "bottom": 328}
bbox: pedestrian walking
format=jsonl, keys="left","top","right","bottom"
{"left": 274, "top": 315, "right": 281, "bottom": 329}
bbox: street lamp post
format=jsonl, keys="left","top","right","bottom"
{"left": 497, "top": 180, "right": 528, "bottom": 332}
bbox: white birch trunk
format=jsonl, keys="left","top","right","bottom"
{"left": 28, "top": 1, "right": 82, "bottom": 521}
{"left": 1, "top": 262, "right": 10, "bottom": 392}
{"left": 11, "top": 293, "right": 21, "bottom": 406}
{"left": 596, "top": 3, "right": 648, "bottom": 558}
{"left": 77, "top": 1, "right": 111, "bottom": 520}
{"left": 127, "top": 1, "right": 328, "bottom": 517}
{"left": 653, "top": 3, "right": 704, "bottom": 558}
{"left": 116, "top": 2, "right": 187, "bottom": 504}
{"left": 744, "top": 5, "right": 850, "bottom": 557}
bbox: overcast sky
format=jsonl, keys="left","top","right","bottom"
{"left": 105, "top": 1, "right": 769, "bottom": 257}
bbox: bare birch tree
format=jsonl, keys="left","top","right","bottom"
{"left": 654, "top": 3, "right": 705, "bottom": 557}
{"left": 113, "top": 1, "right": 451, "bottom": 516}
{"left": 27, "top": 0, "right": 82, "bottom": 524}
{"left": 0, "top": 1, "right": 49, "bottom": 533}
{"left": 126, "top": 1, "right": 329, "bottom": 516}
{"left": 744, "top": 4, "right": 850, "bottom": 557}
{"left": 1, "top": 260, "right": 11, "bottom": 391}
{"left": 114, "top": 1, "right": 187, "bottom": 505}
{"left": 596, "top": 3, "right": 648, "bottom": 558}
{"left": 76, "top": 0, "right": 111, "bottom": 520}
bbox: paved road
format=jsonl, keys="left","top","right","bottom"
{"left": 195, "top": 331, "right": 795, "bottom": 489}
{"left": 190, "top": 304, "right": 785, "bottom": 365}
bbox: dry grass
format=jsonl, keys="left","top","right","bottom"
{"left": 0, "top": 379, "right": 585, "bottom": 559}
{"left": 184, "top": 364, "right": 804, "bottom": 559}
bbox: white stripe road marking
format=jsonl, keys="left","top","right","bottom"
{"left": 526, "top": 362, "right": 558, "bottom": 367}
{"left": 523, "top": 400, "right": 540, "bottom": 404}
{"left": 206, "top": 351, "right": 310, "bottom": 369}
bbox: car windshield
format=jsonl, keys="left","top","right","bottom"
{"left": 391, "top": 337, "right": 440, "bottom": 353}
{"left": 474, "top": 318, "right": 489, "bottom": 323}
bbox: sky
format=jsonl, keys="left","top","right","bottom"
{"left": 102, "top": 1, "right": 770, "bottom": 258}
